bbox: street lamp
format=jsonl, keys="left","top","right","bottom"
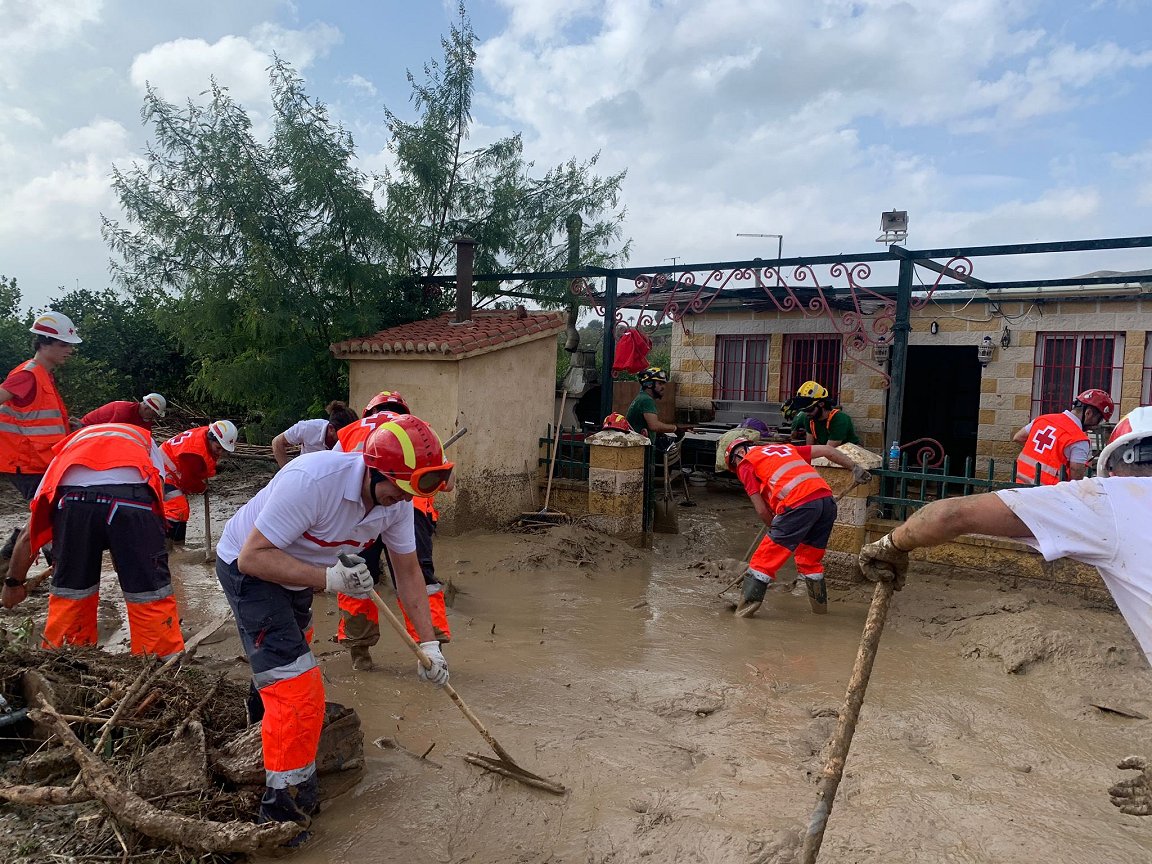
{"left": 736, "top": 233, "right": 783, "bottom": 287}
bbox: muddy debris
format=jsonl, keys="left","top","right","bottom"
{"left": 498, "top": 521, "right": 639, "bottom": 571}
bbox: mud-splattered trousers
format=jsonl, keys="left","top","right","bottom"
{"left": 336, "top": 505, "right": 451, "bottom": 646}
{"left": 216, "top": 557, "right": 322, "bottom": 824}
{"left": 748, "top": 496, "right": 837, "bottom": 584}
{"left": 43, "top": 484, "right": 183, "bottom": 656}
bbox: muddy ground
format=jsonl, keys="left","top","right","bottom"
{"left": 2, "top": 463, "right": 1152, "bottom": 863}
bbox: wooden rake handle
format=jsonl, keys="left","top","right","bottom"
{"left": 365, "top": 588, "right": 520, "bottom": 768}
{"left": 801, "top": 579, "right": 896, "bottom": 863}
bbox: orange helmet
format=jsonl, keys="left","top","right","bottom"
{"left": 724, "top": 435, "right": 756, "bottom": 471}
{"left": 364, "top": 390, "right": 410, "bottom": 416}
{"left": 363, "top": 414, "right": 454, "bottom": 497}
{"left": 1074, "top": 388, "right": 1114, "bottom": 420}
{"left": 602, "top": 413, "right": 632, "bottom": 432}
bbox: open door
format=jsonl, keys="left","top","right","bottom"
{"left": 900, "top": 345, "right": 982, "bottom": 468}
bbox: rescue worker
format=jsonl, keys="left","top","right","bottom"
{"left": 81, "top": 393, "right": 167, "bottom": 432}
{"left": 726, "top": 436, "right": 871, "bottom": 617}
{"left": 626, "top": 367, "right": 689, "bottom": 451}
{"left": 0, "top": 311, "right": 81, "bottom": 563}
{"left": 1, "top": 423, "right": 184, "bottom": 657}
{"left": 792, "top": 381, "right": 859, "bottom": 447}
{"left": 270, "top": 400, "right": 358, "bottom": 468}
{"left": 332, "top": 390, "right": 450, "bottom": 670}
{"left": 1012, "top": 388, "right": 1114, "bottom": 484}
{"left": 160, "top": 420, "right": 238, "bottom": 543}
{"left": 859, "top": 406, "right": 1152, "bottom": 818}
{"left": 214, "top": 413, "right": 452, "bottom": 835}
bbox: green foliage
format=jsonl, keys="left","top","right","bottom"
{"left": 0, "top": 276, "right": 30, "bottom": 377}
{"left": 381, "top": 4, "right": 630, "bottom": 305}
{"left": 104, "top": 63, "right": 446, "bottom": 430}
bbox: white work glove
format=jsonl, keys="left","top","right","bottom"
{"left": 325, "top": 555, "right": 373, "bottom": 598}
{"left": 417, "top": 641, "right": 450, "bottom": 686}
{"left": 851, "top": 465, "right": 872, "bottom": 486}
{"left": 857, "top": 533, "right": 908, "bottom": 590}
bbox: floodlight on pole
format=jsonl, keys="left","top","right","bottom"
{"left": 736, "top": 233, "right": 783, "bottom": 287}
{"left": 876, "top": 210, "right": 908, "bottom": 245}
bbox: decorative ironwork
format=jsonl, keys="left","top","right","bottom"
{"left": 899, "top": 437, "right": 945, "bottom": 468}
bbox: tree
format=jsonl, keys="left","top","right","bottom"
{"left": 380, "top": 4, "right": 630, "bottom": 300}
{"left": 0, "top": 276, "right": 30, "bottom": 378}
{"left": 104, "top": 63, "right": 446, "bottom": 433}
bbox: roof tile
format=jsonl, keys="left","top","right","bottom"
{"left": 330, "top": 309, "right": 567, "bottom": 359}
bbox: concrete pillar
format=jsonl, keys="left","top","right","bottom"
{"left": 586, "top": 429, "right": 649, "bottom": 537}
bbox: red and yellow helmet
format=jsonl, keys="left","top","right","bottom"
{"left": 363, "top": 414, "right": 453, "bottom": 497}
{"left": 602, "top": 413, "right": 632, "bottom": 432}
{"left": 364, "top": 389, "right": 410, "bottom": 417}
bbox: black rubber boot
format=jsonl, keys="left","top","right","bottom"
{"left": 735, "top": 573, "right": 769, "bottom": 618}
{"left": 805, "top": 576, "right": 829, "bottom": 614}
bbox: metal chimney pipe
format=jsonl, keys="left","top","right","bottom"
{"left": 454, "top": 235, "right": 476, "bottom": 323}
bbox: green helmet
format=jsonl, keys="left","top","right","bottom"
{"left": 638, "top": 366, "right": 669, "bottom": 385}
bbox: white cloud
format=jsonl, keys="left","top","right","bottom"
{"left": 344, "top": 73, "right": 378, "bottom": 97}
{"left": 53, "top": 118, "right": 128, "bottom": 155}
{"left": 0, "top": 0, "right": 103, "bottom": 87}
{"left": 129, "top": 22, "right": 341, "bottom": 104}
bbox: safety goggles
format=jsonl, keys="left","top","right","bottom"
{"left": 385, "top": 462, "right": 455, "bottom": 497}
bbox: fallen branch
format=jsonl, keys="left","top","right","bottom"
{"left": 0, "top": 777, "right": 91, "bottom": 805}
{"left": 33, "top": 697, "right": 300, "bottom": 854}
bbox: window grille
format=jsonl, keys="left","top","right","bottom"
{"left": 1031, "top": 332, "right": 1124, "bottom": 416}
{"left": 779, "top": 334, "right": 842, "bottom": 400}
{"left": 713, "top": 335, "right": 770, "bottom": 401}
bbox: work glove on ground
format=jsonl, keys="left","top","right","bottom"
{"left": 417, "top": 641, "right": 450, "bottom": 686}
{"left": 325, "top": 555, "right": 373, "bottom": 598}
{"left": 858, "top": 533, "right": 908, "bottom": 591}
{"left": 851, "top": 465, "right": 872, "bottom": 486}
{"left": 1110, "top": 756, "right": 1152, "bottom": 816}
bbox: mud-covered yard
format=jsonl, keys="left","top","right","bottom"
{"left": 2, "top": 466, "right": 1151, "bottom": 863}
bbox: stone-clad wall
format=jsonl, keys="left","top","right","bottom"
{"left": 671, "top": 297, "right": 1152, "bottom": 469}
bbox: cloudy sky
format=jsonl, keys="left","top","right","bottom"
{"left": 2, "top": 0, "right": 1151, "bottom": 307}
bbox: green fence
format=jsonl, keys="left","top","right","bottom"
{"left": 538, "top": 424, "right": 590, "bottom": 482}
{"left": 872, "top": 453, "right": 1042, "bottom": 520}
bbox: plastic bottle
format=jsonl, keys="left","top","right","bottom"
{"left": 887, "top": 440, "right": 900, "bottom": 471}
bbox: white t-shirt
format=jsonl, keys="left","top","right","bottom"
{"left": 995, "top": 477, "right": 1152, "bottom": 666}
{"left": 57, "top": 441, "right": 168, "bottom": 488}
{"left": 282, "top": 418, "right": 332, "bottom": 454}
{"left": 1020, "top": 410, "right": 1092, "bottom": 465}
{"left": 216, "top": 450, "right": 416, "bottom": 585}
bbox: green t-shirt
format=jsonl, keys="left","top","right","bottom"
{"left": 626, "top": 391, "right": 659, "bottom": 437}
{"left": 800, "top": 408, "right": 860, "bottom": 445}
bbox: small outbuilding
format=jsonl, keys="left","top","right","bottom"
{"left": 331, "top": 308, "right": 567, "bottom": 531}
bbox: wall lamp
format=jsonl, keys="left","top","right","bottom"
{"left": 872, "top": 337, "right": 890, "bottom": 364}
{"left": 1000, "top": 325, "right": 1011, "bottom": 348}
{"left": 977, "top": 335, "right": 995, "bottom": 367}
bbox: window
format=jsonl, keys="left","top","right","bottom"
{"left": 714, "top": 335, "right": 769, "bottom": 401}
{"left": 779, "top": 334, "right": 842, "bottom": 400}
{"left": 1143, "top": 334, "right": 1152, "bottom": 406}
{"left": 1031, "top": 332, "right": 1124, "bottom": 416}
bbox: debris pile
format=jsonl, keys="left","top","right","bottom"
{"left": 0, "top": 644, "right": 362, "bottom": 863}
{"left": 500, "top": 522, "right": 639, "bottom": 572}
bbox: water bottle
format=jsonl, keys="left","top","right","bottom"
{"left": 887, "top": 440, "right": 900, "bottom": 471}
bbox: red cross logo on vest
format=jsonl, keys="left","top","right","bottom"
{"left": 763, "top": 445, "right": 794, "bottom": 457}
{"left": 1030, "top": 424, "right": 1058, "bottom": 454}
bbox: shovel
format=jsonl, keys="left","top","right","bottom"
{"left": 346, "top": 559, "right": 565, "bottom": 795}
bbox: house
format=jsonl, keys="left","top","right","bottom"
{"left": 331, "top": 308, "right": 567, "bottom": 530}
{"left": 668, "top": 271, "right": 1152, "bottom": 476}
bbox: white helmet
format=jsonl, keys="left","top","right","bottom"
{"left": 1097, "top": 407, "right": 1152, "bottom": 477}
{"left": 142, "top": 393, "right": 167, "bottom": 417}
{"left": 30, "top": 310, "right": 82, "bottom": 344}
{"left": 207, "top": 419, "right": 239, "bottom": 453}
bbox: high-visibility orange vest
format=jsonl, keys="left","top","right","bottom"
{"left": 1015, "top": 412, "right": 1089, "bottom": 485}
{"left": 0, "top": 359, "right": 70, "bottom": 473}
{"left": 338, "top": 413, "right": 439, "bottom": 519}
{"left": 742, "top": 443, "right": 830, "bottom": 514}
{"left": 29, "top": 423, "right": 164, "bottom": 554}
{"left": 160, "top": 426, "right": 218, "bottom": 491}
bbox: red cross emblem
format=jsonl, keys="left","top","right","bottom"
{"left": 1030, "top": 424, "right": 1058, "bottom": 454}
{"left": 764, "top": 445, "right": 794, "bottom": 457}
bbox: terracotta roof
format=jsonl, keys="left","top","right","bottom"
{"left": 331, "top": 309, "right": 567, "bottom": 360}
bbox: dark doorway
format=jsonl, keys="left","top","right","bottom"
{"left": 900, "top": 345, "right": 982, "bottom": 468}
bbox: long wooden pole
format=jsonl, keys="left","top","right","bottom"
{"left": 203, "top": 487, "right": 214, "bottom": 563}
{"left": 800, "top": 580, "right": 896, "bottom": 862}
{"left": 542, "top": 390, "right": 568, "bottom": 513}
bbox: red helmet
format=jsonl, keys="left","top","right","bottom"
{"left": 1074, "top": 389, "right": 1114, "bottom": 420}
{"left": 364, "top": 389, "right": 410, "bottom": 416}
{"left": 724, "top": 435, "right": 756, "bottom": 471}
{"left": 602, "top": 413, "right": 632, "bottom": 432}
{"left": 363, "top": 414, "right": 453, "bottom": 497}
